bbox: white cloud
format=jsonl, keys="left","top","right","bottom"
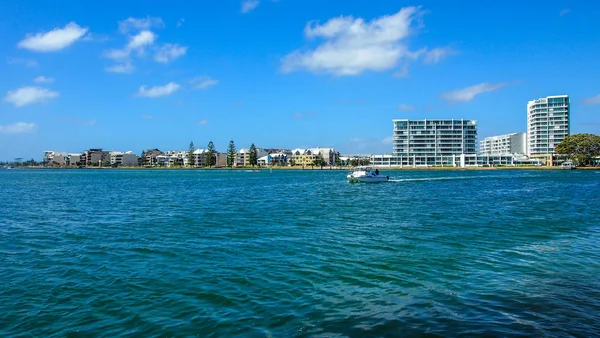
{"left": 103, "top": 30, "right": 157, "bottom": 70}
{"left": 33, "top": 76, "right": 55, "bottom": 83}
{"left": 197, "top": 119, "right": 209, "bottom": 125}
{"left": 137, "top": 82, "right": 180, "bottom": 98}
{"left": 0, "top": 122, "right": 37, "bottom": 135}
{"left": 242, "top": 0, "right": 260, "bottom": 13}
{"left": 191, "top": 76, "right": 219, "bottom": 89}
{"left": 281, "top": 7, "right": 426, "bottom": 76}
{"left": 127, "top": 30, "right": 156, "bottom": 51}
{"left": 582, "top": 94, "right": 600, "bottom": 105}
{"left": 441, "top": 82, "right": 508, "bottom": 102}
{"left": 381, "top": 136, "right": 393, "bottom": 144}
{"left": 4, "top": 86, "right": 59, "bottom": 107}
{"left": 119, "top": 16, "right": 164, "bottom": 33}
{"left": 17, "top": 22, "right": 88, "bottom": 52}
{"left": 177, "top": 18, "right": 185, "bottom": 27}
{"left": 396, "top": 104, "right": 414, "bottom": 112}
{"left": 154, "top": 43, "right": 188, "bottom": 63}
{"left": 423, "top": 47, "right": 457, "bottom": 64}
{"left": 559, "top": 9, "right": 571, "bottom": 16}
{"left": 7, "top": 58, "right": 38, "bottom": 67}
{"left": 105, "top": 62, "right": 135, "bottom": 74}
{"left": 104, "top": 48, "right": 130, "bottom": 60}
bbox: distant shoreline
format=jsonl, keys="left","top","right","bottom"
{"left": 7, "top": 166, "right": 600, "bottom": 171}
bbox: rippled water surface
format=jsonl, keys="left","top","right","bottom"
{"left": 1, "top": 169, "right": 600, "bottom": 336}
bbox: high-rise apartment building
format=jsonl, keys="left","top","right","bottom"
{"left": 527, "top": 95, "right": 570, "bottom": 156}
{"left": 393, "top": 119, "right": 477, "bottom": 166}
{"left": 480, "top": 133, "right": 527, "bottom": 155}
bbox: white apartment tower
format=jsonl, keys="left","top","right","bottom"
{"left": 527, "top": 95, "right": 570, "bottom": 155}
{"left": 393, "top": 119, "right": 477, "bottom": 166}
{"left": 480, "top": 133, "right": 527, "bottom": 155}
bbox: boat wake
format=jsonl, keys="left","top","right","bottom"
{"left": 388, "top": 175, "right": 533, "bottom": 182}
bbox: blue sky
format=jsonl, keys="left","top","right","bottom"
{"left": 1, "top": 0, "right": 599, "bottom": 160}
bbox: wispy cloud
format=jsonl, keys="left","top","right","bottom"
{"left": 197, "top": 119, "right": 209, "bottom": 125}
{"left": 105, "top": 17, "right": 187, "bottom": 73}
{"left": 103, "top": 30, "right": 158, "bottom": 73}
{"left": 191, "top": 76, "right": 219, "bottom": 89}
{"left": 177, "top": 18, "right": 185, "bottom": 27}
{"left": 423, "top": 47, "right": 457, "bottom": 64}
{"left": 105, "top": 62, "right": 135, "bottom": 74}
{"left": 127, "top": 30, "right": 156, "bottom": 51}
{"left": 559, "top": 9, "right": 571, "bottom": 16}
{"left": 393, "top": 64, "right": 410, "bottom": 78}
{"left": 241, "top": 0, "right": 260, "bottom": 13}
{"left": 292, "top": 112, "right": 315, "bottom": 119}
{"left": 137, "top": 82, "right": 180, "bottom": 98}
{"left": 381, "top": 136, "right": 394, "bottom": 145}
{"left": 119, "top": 16, "right": 164, "bottom": 34}
{"left": 17, "top": 22, "right": 88, "bottom": 52}
{"left": 142, "top": 115, "right": 153, "bottom": 120}
{"left": 582, "top": 94, "right": 600, "bottom": 105}
{"left": 282, "top": 7, "right": 433, "bottom": 76}
{"left": 396, "top": 104, "right": 414, "bottom": 112}
{"left": 33, "top": 76, "right": 55, "bottom": 84}
{"left": 0, "top": 122, "right": 37, "bottom": 135}
{"left": 7, "top": 58, "right": 38, "bottom": 67}
{"left": 441, "top": 82, "right": 509, "bottom": 102}
{"left": 154, "top": 43, "right": 188, "bottom": 63}
{"left": 4, "top": 86, "right": 59, "bottom": 107}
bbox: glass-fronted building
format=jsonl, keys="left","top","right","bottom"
{"left": 392, "top": 119, "right": 477, "bottom": 166}
{"left": 527, "top": 95, "right": 570, "bottom": 156}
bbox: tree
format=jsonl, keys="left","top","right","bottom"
{"left": 555, "top": 133, "right": 600, "bottom": 166}
{"left": 227, "top": 140, "right": 237, "bottom": 167}
{"left": 205, "top": 141, "right": 216, "bottom": 167}
{"left": 248, "top": 143, "right": 258, "bottom": 167}
{"left": 139, "top": 150, "right": 147, "bottom": 166}
{"left": 187, "top": 141, "right": 195, "bottom": 167}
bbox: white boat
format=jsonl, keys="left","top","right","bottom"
{"left": 347, "top": 166, "right": 389, "bottom": 183}
{"left": 560, "top": 161, "right": 576, "bottom": 170}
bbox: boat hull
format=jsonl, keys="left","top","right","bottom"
{"left": 347, "top": 175, "right": 389, "bottom": 183}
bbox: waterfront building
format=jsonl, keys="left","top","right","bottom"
{"left": 68, "top": 153, "right": 83, "bottom": 167}
{"left": 258, "top": 152, "right": 289, "bottom": 166}
{"left": 109, "top": 151, "right": 139, "bottom": 167}
{"left": 527, "top": 95, "right": 570, "bottom": 164}
{"left": 236, "top": 148, "right": 268, "bottom": 166}
{"left": 393, "top": 119, "right": 477, "bottom": 166}
{"left": 290, "top": 147, "right": 338, "bottom": 166}
{"left": 371, "top": 153, "right": 541, "bottom": 167}
{"left": 479, "top": 133, "right": 527, "bottom": 155}
{"left": 82, "top": 149, "right": 110, "bottom": 166}
{"left": 144, "top": 149, "right": 163, "bottom": 166}
{"left": 42, "top": 151, "right": 68, "bottom": 166}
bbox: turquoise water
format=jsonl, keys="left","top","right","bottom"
{"left": 1, "top": 169, "right": 599, "bottom": 336}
